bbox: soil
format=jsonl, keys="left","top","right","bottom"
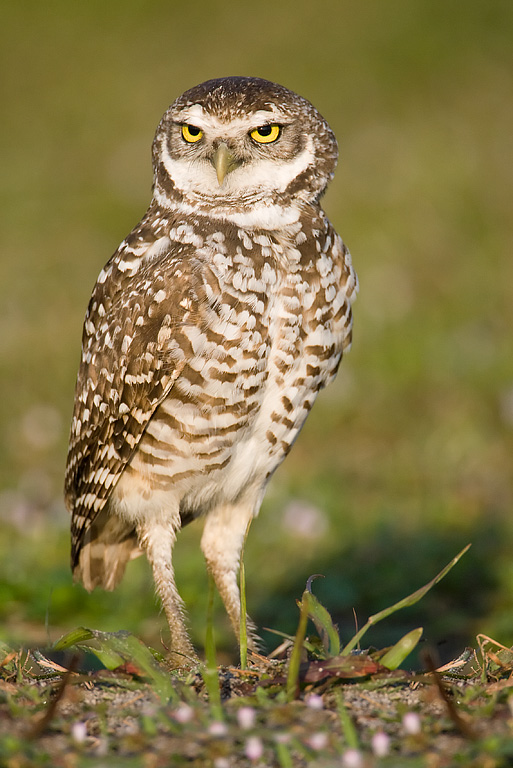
{"left": 2, "top": 649, "right": 513, "bottom": 767}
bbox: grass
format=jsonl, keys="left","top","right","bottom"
{"left": 2, "top": 548, "right": 513, "bottom": 766}
{"left": 1, "top": 1, "right": 512, "bottom": 648}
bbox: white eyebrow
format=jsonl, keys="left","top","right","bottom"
{"left": 176, "top": 105, "right": 286, "bottom": 133}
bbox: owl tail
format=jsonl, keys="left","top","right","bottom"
{"left": 73, "top": 509, "right": 142, "bottom": 592}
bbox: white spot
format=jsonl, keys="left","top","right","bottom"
{"left": 117, "top": 258, "right": 140, "bottom": 273}
{"left": 244, "top": 736, "right": 264, "bottom": 762}
{"left": 107, "top": 443, "right": 120, "bottom": 459}
{"left": 325, "top": 284, "right": 336, "bottom": 302}
{"left": 342, "top": 749, "right": 364, "bottom": 768}
{"left": 157, "top": 326, "right": 172, "bottom": 346}
{"left": 169, "top": 224, "right": 204, "bottom": 248}
{"left": 238, "top": 230, "right": 253, "bottom": 250}
{"left": 226, "top": 203, "right": 301, "bottom": 230}
{"left": 121, "top": 335, "right": 132, "bottom": 354}
{"left": 144, "top": 237, "right": 171, "bottom": 259}
{"left": 237, "top": 707, "right": 256, "bottom": 730}
{"left": 403, "top": 712, "right": 421, "bottom": 735}
{"left": 153, "top": 289, "right": 167, "bottom": 303}
{"left": 172, "top": 704, "right": 194, "bottom": 724}
{"left": 71, "top": 722, "right": 88, "bottom": 744}
{"left": 371, "top": 731, "right": 390, "bottom": 758}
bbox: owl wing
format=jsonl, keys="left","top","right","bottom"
{"left": 65, "top": 240, "right": 212, "bottom": 565}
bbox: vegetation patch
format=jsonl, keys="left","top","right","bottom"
{"left": 2, "top": 547, "right": 513, "bottom": 766}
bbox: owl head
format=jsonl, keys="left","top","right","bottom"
{"left": 151, "top": 76, "right": 338, "bottom": 226}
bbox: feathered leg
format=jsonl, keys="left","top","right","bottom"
{"left": 200, "top": 502, "right": 260, "bottom": 650}
{"left": 136, "top": 518, "right": 197, "bottom": 664}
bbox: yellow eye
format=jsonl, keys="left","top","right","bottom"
{"left": 250, "top": 124, "right": 281, "bottom": 144}
{"left": 181, "top": 124, "right": 203, "bottom": 143}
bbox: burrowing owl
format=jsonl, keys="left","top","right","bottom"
{"left": 65, "top": 76, "right": 357, "bottom": 661}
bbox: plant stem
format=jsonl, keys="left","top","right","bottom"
{"left": 239, "top": 519, "right": 252, "bottom": 670}
{"left": 203, "top": 575, "right": 222, "bottom": 719}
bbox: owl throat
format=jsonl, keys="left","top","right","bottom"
{"left": 153, "top": 143, "right": 324, "bottom": 229}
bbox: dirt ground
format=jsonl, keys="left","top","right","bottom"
{"left": 2, "top": 648, "right": 513, "bottom": 767}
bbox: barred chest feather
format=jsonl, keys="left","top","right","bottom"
{"left": 110, "top": 211, "right": 355, "bottom": 526}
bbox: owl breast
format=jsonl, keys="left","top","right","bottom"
{"left": 111, "top": 216, "right": 353, "bottom": 525}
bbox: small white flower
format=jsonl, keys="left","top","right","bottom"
{"left": 281, "top": 500, "right": 328, "bottom": 539}
{"left": 209, "top": 721, "right": 228, "bottom": 737}
{"left": 237, "top": 706, "right": 256, "bottom": 730}
{"left": 402, "top": 711, "right": 421, "bottom": 735}
{"left": 342, "top": 748, "right": 363, "bottom": 768}
{"left": 307, "top": 731, "right": 328, "bottom": 750}
{"left": 214, "top": 759, "right": 230, "bottom": 768}
{"left": 172, "top": 703, "right": 194, "bottom": 724}
{"left": 141, "top": 702, "right": 158, "bottom": 718}
{"left": 245, "top": 735, "right": 264, "bottom": 761}
{"left": 71, "top": 721, "right": 87, "bottom": 744}
{"left": 305, "top": 693, "right": 324, "bottom": 710}
{"left": 371, "top": 730, "right": 390, "bottom": 757}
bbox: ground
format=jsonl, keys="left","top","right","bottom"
{"left": 2, "top": 610, "right": 513, "bottom": 767}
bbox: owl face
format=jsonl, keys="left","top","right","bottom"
{"left": 152, "top": 77, "right": 338, "bottom": 226}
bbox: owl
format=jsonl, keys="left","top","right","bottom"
{"left": 65, "top": 76, "right": 358, "bottom": 662}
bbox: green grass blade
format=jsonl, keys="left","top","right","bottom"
{"left": 55, "top": 628, "right": 176, "bottom": 702}
{"left": 239, "top": 553, "right": 248, "bottom": 670}
{"left": 239, "top": 519, "right": 252, "bottom": 670}
{"left": 203, "top": 575, "right": 223, "bottom": 719}
{"left": 304, "top": 588, "right": 340, "bottom": 658}
{"left": 264, "top": 626, "right": 320, "bottom": 656}
{"left": 336, "top": 690, "right": 359, "bottom": 749}
{"left": 275, "top": 740, "right": 293, "bottom": 767}
{"left": 54, "top": 626, "right": 124, "bottom": 669}
{"left": 54, "top": 627, "right": 95, "bottom": 650}
{"left": 286, "top": 592, "right": 310, "bottom": 701}
{"left": 342, "top": 544, "right": 471, "bottom": 654}
{"left": 380, "top": 627, "right": 423, "bottom": 670}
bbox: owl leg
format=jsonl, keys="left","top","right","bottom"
{"left": 200, "top": 503, "right": 260, "bottom": 651}
{"left": 136, "top": 519, "right": 197, "bottom": 664}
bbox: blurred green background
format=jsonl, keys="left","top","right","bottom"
{"left": 1, "top": 0, "right": 512, "bottom": 663}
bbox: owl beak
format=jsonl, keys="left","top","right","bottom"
{"left": 211, "top": 142, "right": 242, "bottom": 186}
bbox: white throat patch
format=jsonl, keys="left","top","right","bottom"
{"left": 161, "top": 143, "right": 314, "bottom": 195}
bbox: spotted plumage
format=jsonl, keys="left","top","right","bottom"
{"left": 65, "top": 76, "right": 357, "bottom": 661}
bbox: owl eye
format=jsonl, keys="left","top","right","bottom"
{"left": 250, "top": 124, "right": 281, "bottom": 144}
{"left": 182, "top": 124, "right": 203, "bottom": 143}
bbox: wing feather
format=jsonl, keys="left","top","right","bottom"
{"left": 65, "top": 241, "right": 208, "bottom": 563}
